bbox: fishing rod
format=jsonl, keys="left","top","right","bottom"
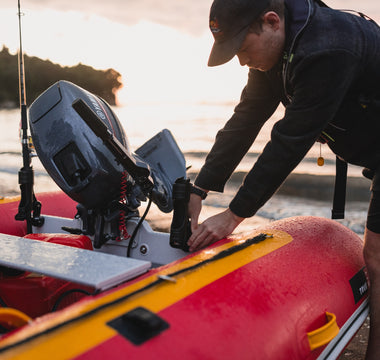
{"left": 15, "top": 0, "right": 44, "bottom": 232}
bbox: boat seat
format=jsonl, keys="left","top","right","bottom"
{"left": 0, "top": 234, "right": 151, "bottom": 291}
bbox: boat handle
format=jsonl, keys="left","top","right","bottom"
{"left": 307, "top": 312, "right": 340, "bottom": 351}
{"left": 0, "top": 308, "right": 32, "bottom": 329}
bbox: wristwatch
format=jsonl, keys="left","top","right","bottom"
{"left": 191, "top": 185, "right": 208, "bottom": 200}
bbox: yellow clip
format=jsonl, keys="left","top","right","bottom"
{"left": 307, "top": 312, "right": 340, "bottom": 351}
{"left": 321, "top": 131, "right": 335, "bottom": 142}
{"left": 0, "top": 308, "right": 31, "bottom": 329}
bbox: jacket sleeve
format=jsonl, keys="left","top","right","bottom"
{"left": 194, "top": 68, "right": 280, "bottom": 192}
{"left": 229, "top": 50, "right": 360, "bottom": 218}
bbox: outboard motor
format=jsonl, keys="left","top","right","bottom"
{"left": 29, "top": 81, "right": 131, "bottom": 210}
{"left": 29, "top": 81, "right": 186, "bottom": 247}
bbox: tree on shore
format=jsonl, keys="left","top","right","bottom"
{"left": 0, "top": 46, "right": 122, "bottom": 108}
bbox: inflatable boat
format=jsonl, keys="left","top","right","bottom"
{"left": 0, "top": 81, "right": 369, "bottom": 359}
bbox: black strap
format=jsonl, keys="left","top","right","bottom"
{"left": 332, "top": 157, "right": 348, "bottom": 219}
{"left": 190, "top": 185, "right": 208, "bottom": 200}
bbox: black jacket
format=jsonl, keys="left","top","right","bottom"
{"left": 195, "top": 0, "right": 380, "bottom": 218}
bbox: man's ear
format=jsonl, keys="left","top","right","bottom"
{"left": 262, "top": 11, "right": 281, "bottom": 29}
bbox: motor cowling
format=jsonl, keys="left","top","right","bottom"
{"left": 29, "top": 80, "right": 133, "bottom": 210}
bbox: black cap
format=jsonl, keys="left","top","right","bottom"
{"left": 208, "top": 0, "right": 270, "bottom": 67}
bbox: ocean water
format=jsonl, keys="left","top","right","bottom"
{"left": 0, "top": 103, "right": 370, "bottom": 235}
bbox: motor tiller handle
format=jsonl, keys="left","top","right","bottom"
{"left": 72, "top": 98, "right": 154, "bottom": 196}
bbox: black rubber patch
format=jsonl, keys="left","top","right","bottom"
{"left": 107, "top": 307, "right": 169, "bottom": 345}
{"left": 350, "top": 267, "right": 368, "bottom": 304}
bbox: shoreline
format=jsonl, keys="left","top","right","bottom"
{"left": 188, "top": 170, "right": 372, "bottom": 202}
{"left": 1, "top": 167, "right": 372, "bottom": 200}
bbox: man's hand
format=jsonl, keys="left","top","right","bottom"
{"left": 187, "top": 208, "right": 244, "bottom": 252}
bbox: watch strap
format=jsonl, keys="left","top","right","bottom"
{"left": 191, "top": 185, "right": 208, "bottom": 200}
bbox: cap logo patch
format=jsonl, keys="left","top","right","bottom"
{"left": 210, "top": 18, "right": 223, "bottom": 38}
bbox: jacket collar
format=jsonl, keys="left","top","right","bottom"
{"left": 284, "top": 0, "right": 314, "bottom": 55}
{"left": 282, "top": 0, "right": 315, "bottom": 100}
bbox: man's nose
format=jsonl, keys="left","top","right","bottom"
{"left": 237, "top": 53, "right": 248, "bottom": 66}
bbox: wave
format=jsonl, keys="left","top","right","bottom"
{"left": 0, "top": 151, "right": 20, "bottom": 156}
{"left": 184, "top": 150, "right": 337, "bottom": 165}
{"left": 0, "top": 166, "right": 50, "bottom": 177}
{"left": 187, "top": 170, "right": 371, "bottom": 202}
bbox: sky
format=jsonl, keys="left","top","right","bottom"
{"left": 0, "top": 0, "right": 249, "bottom": 105}
{"left": 1, "top": 0, "right": 379, "bottom": 105}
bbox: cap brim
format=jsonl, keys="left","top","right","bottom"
{"left": 207, "top": 27, "right": 249, "bottom": 67}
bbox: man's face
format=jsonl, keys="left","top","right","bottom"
{"left": 236, "top": 13, "right": 285, "bottom": 71}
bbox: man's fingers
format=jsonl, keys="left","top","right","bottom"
{"left": 187, "top": 209, "right": 245, "bottom": 252}
{"left": 188, "top": 225, "right": 220, "bottom": 252}
{"left": 188, "top": 226, "right": 208, "bottom": 252}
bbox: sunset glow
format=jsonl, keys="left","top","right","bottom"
{"left": 0, "top": 5, "right": 248, "bottom": 106}
{"left": 1, "top": 1, "right": 378, "bottom": 106}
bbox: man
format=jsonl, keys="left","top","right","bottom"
{"left": 187, "top": 0, "right": 380, "bottom": 358}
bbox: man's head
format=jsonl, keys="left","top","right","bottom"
{"left": 208, "top": 0, "right": 285, "bottom": 69}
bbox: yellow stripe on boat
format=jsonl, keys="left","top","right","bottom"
{"left": 0, "top": 196, "right": 20, "bottom": 205}
{"left": 0, "top": 230, "right": 292, "bottom": 360}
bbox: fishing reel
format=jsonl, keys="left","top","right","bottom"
{"left": 28, "top": 81, "right": 186, "bottom": 248}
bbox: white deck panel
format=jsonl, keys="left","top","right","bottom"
{"left": 0, "top": 234, "right": 151, "bottom": 291}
